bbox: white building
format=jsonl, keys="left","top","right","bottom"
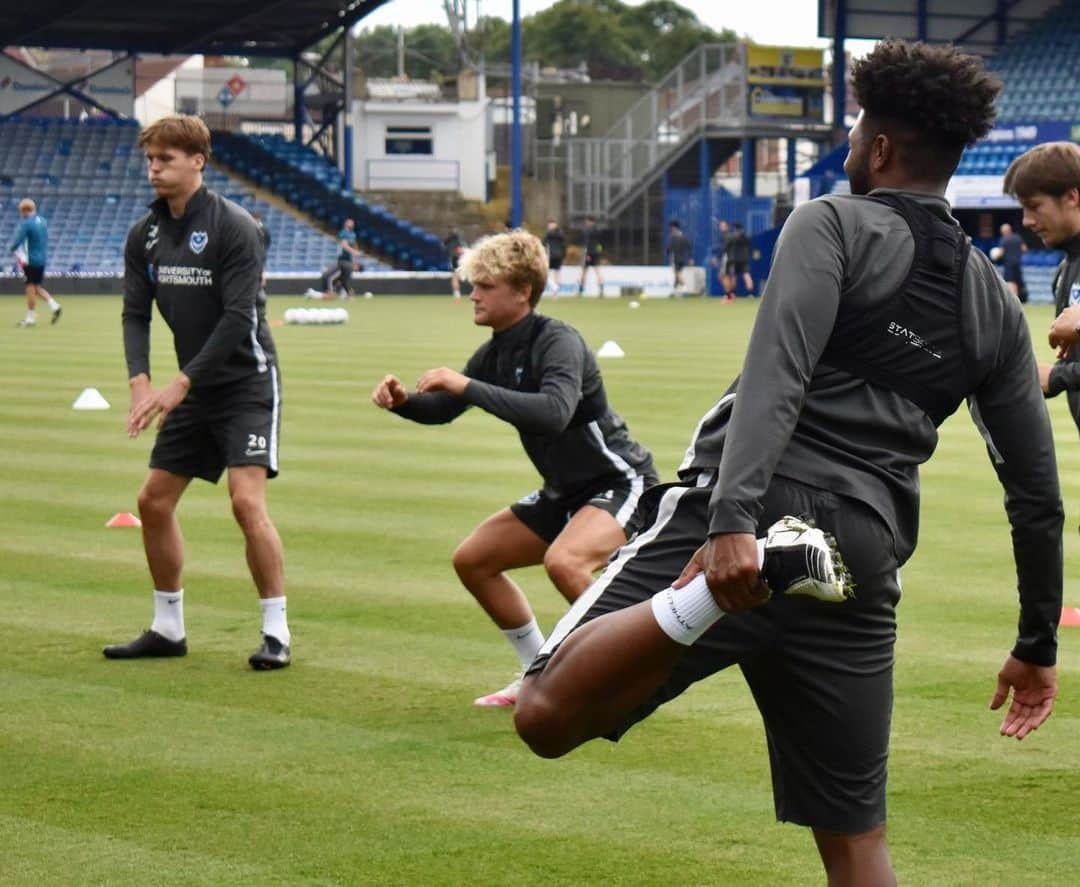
{"left": 349, "top": 76, "right": 492, "bottom": 201}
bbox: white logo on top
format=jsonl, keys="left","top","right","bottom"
{"left": 189, "top": 231, "right": 208, "bottom": 254}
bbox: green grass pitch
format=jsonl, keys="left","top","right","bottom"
{"left": 0, "top": 293, "right": 1078, "bottom": 885}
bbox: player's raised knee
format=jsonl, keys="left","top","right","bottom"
{"left": 513, "top": 679, "right": 576, "bottom": 759}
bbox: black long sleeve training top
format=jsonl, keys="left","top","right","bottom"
{"left": 123, "top": 186, "right": 277, "bottom": 390}
{"left": 392, "top": 311, "right": 655, "bottom": 498}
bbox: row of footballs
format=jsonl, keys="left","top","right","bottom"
{"left": 284, "top": 307, "right": 349, "bottom": 325}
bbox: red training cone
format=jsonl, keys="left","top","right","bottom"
{"left": 1060, "top": 607, "right": 1080, "bottom": 628}
{"left": 106, "top": 512, "right": 142, "bottom": 528}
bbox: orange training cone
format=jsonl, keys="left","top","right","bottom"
{"left": 106, "top": 512, "right": 142, "bottom": 528}
{"left": 1060, "top": 607, "right": 1080, "bottom": 628}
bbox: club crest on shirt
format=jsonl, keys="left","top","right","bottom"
{"left": 189, "top": 231, "right": 208, "bottom": 255}
{"left": 1070, "top": 283, "right": 1080, "bottom": 307}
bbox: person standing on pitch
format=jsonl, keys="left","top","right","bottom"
{"left": 542, "top": 217, "right": 566, "bottom": 296}
{"left": 666, "top": 219, "right": 692, "bottom": 295}
{"left": 372, "top": 230, "right": 658, "bottom": 707}
{"left": 251, "top": 210, "right": 271, "bottom": 297}
{"left": 997, "top": 222, "right": 1027, "bottom": 301}
{"left": 577, "top": 215, "right": 605, "bottom": 296}
{"left": 9, "top": 198, "right": 61, "bottom": 327}
{"left": 444, "top": 226, "right": 466, "bottom": 300}
{"left": 1004, "top": 143, "right": 1080, "bottom": 406}
{"left": 105, "top": 114, "right": 290, "bottom": 670}
{"left": 514, "top": 41, "right": 1061, "bottom": 886}
{"left": 722, "top": 222, "right": 754, "bottom": 298}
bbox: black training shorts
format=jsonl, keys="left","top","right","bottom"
{"left": 150, "top": 367, "right": 282, "bottom": 483}
{"left": 510, "top": 470, "right": 658, "bottom": 545}
{"left": 24, "top": 264, "right": 44, "bottom": 285}
{"left": 528, "top": 473, "right": 900, "bottom": 834}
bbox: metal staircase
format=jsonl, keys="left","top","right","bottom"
{"left": 565, "top": 42, "right": 830, "bottom": 222}
{"left": 566, "top": 44, "right": 747, "bottom": 221}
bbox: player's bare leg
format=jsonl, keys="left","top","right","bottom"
{"left": 228, "top": 465, "right": 290, "bottom": 669}
{"left": 515, "top": 601, "right": 684, "bottom": 756}
{"left": 543, "top": 505, "right": 627, "bottom": 603}
{"left": 453, "top": 508, "right": 552, "bottom": 705}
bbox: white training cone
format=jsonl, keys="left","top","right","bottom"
{"left": 596, "top": 340, "right": 625, "bottom": 358}
{"left": 73, "top": 388, "right": 110, "bottom": 410}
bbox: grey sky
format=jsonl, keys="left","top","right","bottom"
{"left": 358, "top": 1, "right": 834, "bottom": 49}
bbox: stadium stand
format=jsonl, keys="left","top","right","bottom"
{"left": 988, "top": 2, "right": 1080, "bottom": 122}
{"left": 211, "top": 131, "right": 446, "bottom": 271}
{"left": 0, "top": 116, "right": 361, "bottom": 277}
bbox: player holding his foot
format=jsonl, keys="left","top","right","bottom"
{"left": 105, "top": 114, "right": 290, "bottom": 670}
{"left": 514, "top": 41, "right": 1062, "bottom": 886}
{"left": 9, "top": 198, "right": 61, "bottom": 327}
{"left": 372, "top": 230, "right": 657, "bottom": 706}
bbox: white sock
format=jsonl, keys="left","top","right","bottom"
{"left": 24, "top": 310, "right": 35, "bottom": 322}
{"left": 260, "top": 596, "right": 290, "bottom": 645}
{"left": 502, "top": 619, "right": 545, "bottom": 669}
{"left": 46, "top": 296, "right": 59, "bottom": 310}
{"left": 651, "top": 539, "right": 768, "bottom": 645}
{"left": 150, "top": 589, "right": 185, "bottom": 641}
{"left": 650, "top": 575, "right": 724, "bottom": 645}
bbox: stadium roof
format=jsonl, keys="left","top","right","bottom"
{"left": 819, "top": 0, "right": 1061, "bottom": 55}
{"left": 0, "top": 0, "right": 392, "bottom": 58}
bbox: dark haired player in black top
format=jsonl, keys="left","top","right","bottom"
{"left": 104, "top": 114, "right": 291, "bottom": 670}
{"left": 723, "top": 222, "right": 754, "bottom": 297}
{"left": 515, "top": 41, "right": 1061, "bottom": 885}
{"left": 666, "top": 220, "right": 692, "bottom": 295}
{"left": 373, "top": 230, "right": 657, "bottom": 707}
{"left": 576, "top": 215, "right": 605, "bottom": 297}
{"left": 543, "top": 217, "right": 567, "bottom": 296}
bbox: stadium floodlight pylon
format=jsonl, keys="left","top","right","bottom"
{"left": 106, "top": 512, "right": 142, "bottom": 528}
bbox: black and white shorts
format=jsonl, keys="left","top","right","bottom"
{"left": 510, "top": 470, "right": 658, "bottom": 545}
{"left": 150, "top": 368, "right": 282, "bottom": 483}
{"left": 528, "top": 473, "right": 901, "bottom": 834}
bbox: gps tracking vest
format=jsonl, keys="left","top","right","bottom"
{"left": 818, "top": 192, "right": 972, "bottom": 427}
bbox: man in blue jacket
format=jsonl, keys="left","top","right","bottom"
{"left": 9, "top": 198, "right": 61, "bottom": 327}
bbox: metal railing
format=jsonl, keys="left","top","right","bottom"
{"left": 566, "top": 43, "right": 747, "bottom": 220}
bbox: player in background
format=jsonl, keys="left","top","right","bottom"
{"left": 666, "top": 220, "right": 692, "bottom": 296}
{"left": 9, "top": 198, "right": 61, "bottom": 327}
{"left": 722, "top": 222, "right": 754, "bottom": 298}
{"left": 372, "top": 230, "right": 658, "bottom": 707}
{"left": 105, "top": 114, "right": 290, "bottom": 670}
{"left": 251, "top": 210, "right": 271, "bottom": 297}
{"left": 577, "top": 216, "right": 605, "bottom": 297}
{"left": 306, "top": 217, "right": 362, "bottom": 300}
{"left": 543, "top": 218, "right": 567, "bottom": 296}
{"left": 444, "top": 226, "right": 466, "bottom": 300}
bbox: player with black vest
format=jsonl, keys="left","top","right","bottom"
{"left": 514, "top": 41, "right": 1062, "bottom": 886}
{"left": 105, "top": 114, "right": 291, "bottom": 671}
{"left": 372, "top": 230, "right": 658, "bottom": 707}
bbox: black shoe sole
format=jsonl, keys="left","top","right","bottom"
{"left": 249, "top": 656, "right": 290, "bottom": 670}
